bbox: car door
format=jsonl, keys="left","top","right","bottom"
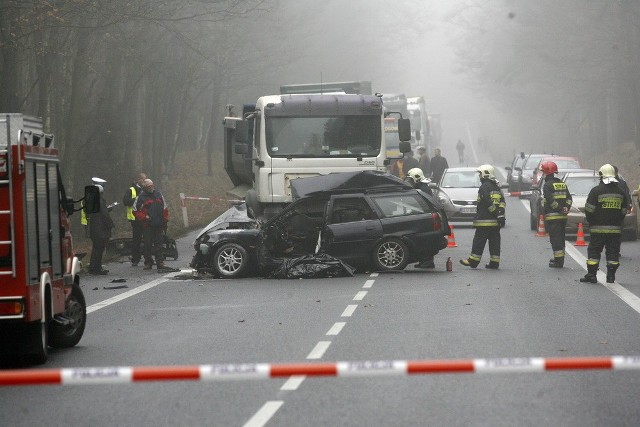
{"left": 323, "top": 195, "right": 382, "bottom": 264}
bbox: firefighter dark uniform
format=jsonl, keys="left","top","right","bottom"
{"left": 580, "top": 164, "right": 630, "bottom": 284}
{"left": 460, "top": 165, "right": 506, "bottom": 269}
{"left": 541, "top": 164, "right": 572, "bottom": 268}
{"left": 406, "top": 167, "right": 438, "bottom": 269}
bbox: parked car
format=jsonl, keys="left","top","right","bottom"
{"left": 505, "top": 152, "right": 527, "bottom": 192}
{"left": 433, "top": 167, "right": 482, "bottom": 222}
{"left": 530, "top": 156, "right": 585, "bottom": 187}
{"left": 190, "top": 171, "right": 451, "bottom": 278}
{"left": 529, "top": 171, "right": 638, "bottom": 240}
{"left": 515, "top": 153, "right": 548, "bottom": 197}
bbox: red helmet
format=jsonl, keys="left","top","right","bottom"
{"left": 540, "top": 161, "right": 558, "bottom": 176}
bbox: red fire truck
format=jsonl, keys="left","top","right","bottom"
{"left": 0, "top": 114, "right": 87, "bottom": 364}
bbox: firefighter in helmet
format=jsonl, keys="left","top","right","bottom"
{"left": 541, "top": 161, "right": 572, "bottom": 268}
{"left": 580, "top": 164, "right": 630, "bottom": 283}
{"left": 460, "top": 164, "right": 505, "bottom": 269}
{"left": 406, "top": 167, "right": 437, "bottom": 268}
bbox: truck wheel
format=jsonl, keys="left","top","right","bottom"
{"left": 373, "top": 238, "right": 409, "bottom": 271}
{"left": 24, "top": 320, "right": 48, "bottom": 365}
{"left": 49, "top": 284, "right": 87, "bottom": 348}
{"left": 214, "top": 243, "right": 249, "bottom": 278}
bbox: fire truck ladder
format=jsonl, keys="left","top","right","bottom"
{"left": 0, "top": 135, "right": 17, "bottom": 278}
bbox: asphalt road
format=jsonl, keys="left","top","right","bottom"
{"left": 2, "top": 189, "right": 640, "bottom": 426}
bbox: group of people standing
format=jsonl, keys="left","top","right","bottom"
{"left": 390, "top": 146, "right": 449, "bottom": 184}
{"left": 85, "top": 173, "right": 171, "bottom": 275}
{"left": 455, "top": 161, "right": 630, "bottom": 285}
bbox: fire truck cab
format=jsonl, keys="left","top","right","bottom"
{"left": 0, "top": 114, "right": 86, "bottom": 364}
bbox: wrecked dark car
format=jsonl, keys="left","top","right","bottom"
{"left": 190, "top": 171, "right": 450, "bottom": 278}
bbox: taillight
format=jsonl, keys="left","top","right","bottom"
{"left": 432, "top": 213, "right": 441, "bottom": 231}
{"left": 0, "top": 301, "right": 24, "bottom": 316}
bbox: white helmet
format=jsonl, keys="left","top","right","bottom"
{"left": 476, "top": 164, "right": 496, "bottom": 180}
{"left": 599, "top": 164, "right": 617, "bottom": 183}
{"left": 95, "top": 184, "right": 104, "bottom": 193}
{"left": 92, "top": 177, "right": 106, "bottom": 184}
{"left": 407, "top": 167, "right": 425, "bottom": 184}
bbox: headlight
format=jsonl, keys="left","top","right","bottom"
{"left": 438, "top": 194, "right": 451, "bottom": 205}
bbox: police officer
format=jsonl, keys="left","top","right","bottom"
{"left": 580, "top": 164, "right": 630, "bottom": 284}
{"left": 81, "top": 177, "right": 107, "bottom": 233}
{"left": 123, "top": 173, "right": 147, "bottom": 266}
{"left": 541, "top": 161, "right": 573, "bottom": 268}
{"left": 406, "top": 167, "right": 437, "bottom": 268}
{"left": 460, "top": 164, "right": 506, "bottom": 269}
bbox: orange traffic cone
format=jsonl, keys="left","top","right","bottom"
{"left": 574, "top": 222, "right": 587, "bottom": 246}
{"left": 536, "top": 214, "right": 547, "bottom": 237}
{"left": 447, "top": 225, "right": 458, "bottom": 247}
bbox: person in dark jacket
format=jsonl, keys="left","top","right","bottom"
{"left": 460, "top": 164, "right": 506, "bottom": 269}
{"left": 406, "top": 167, "right": 438, "bottom": 269}
{"left": 456, "top": 139, "right": 465, "bottom": 163}
{"left": 541, "top": 161, "right": 573, "bottom": 268}
{"left": 134, "top": 179, "right": 169, "bottom": 271}
{"left": 401, "top": 150, "right": 419, "bottom": 177}
{"left": 580, "top": 164, "right": 630, "bottom": 284}
{"left": 123, "top": 172, "right": 147, "bottom": 266}
{"left": 613, "top": 165, "right": 633, "bottom": 211}
{"left": 429, "top": 148, "right": 449, "bottom": 184}
{"left": 416, "top": 146, "right": 430, "bottom": 177}
{"left": 88, "top": 184, "right": 115, "bottom": 275}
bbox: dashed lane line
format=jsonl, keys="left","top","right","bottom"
{"left": 326, "top": 322, "right": 346, "bottom": 336}
{"left": 342, "top": 304, "right": 357, "bottom": 317}
{"left": 280, "top": 376, "right": 305, "bottom": 391}
{"left": 243, "top": 401, "right": 283, "bottom": 427}
{"left": 353, "top": 291, "right": 367, "bottom": 301}
{"left": 307, "top": 341, "right": 331, "bottom": 360}
{"left": 363, "top": 279, "right": 374, "bottom": 288}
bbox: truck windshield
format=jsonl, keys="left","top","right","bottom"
{"left": 265, "top": 116, "right": 381, "bottom": 157}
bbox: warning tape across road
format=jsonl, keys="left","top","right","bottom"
{"left": 3, "top": 356, "right": 640, "bottom": 387}
{"left": 503, "top": 190, "right": 532, "bottom": 197}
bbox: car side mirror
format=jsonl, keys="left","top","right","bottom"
{"left": 514, "top": 167, "right": 522, "bottom": 172}
{"left": 500, "top": 183, "right": 509, "bottom": 189}
{"left": 505, "top": 166, "right": 512, "bottom": 172}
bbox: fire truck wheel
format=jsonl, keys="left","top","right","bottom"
{"left": 50, "top": 284, "right": 87, "bottom": 348}
{"left": 24, "top": 321, "right": 49, "bottom": 365}
{"left": 214, "top": 243, "right": 249, "bottom": 278}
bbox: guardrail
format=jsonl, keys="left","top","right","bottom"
{"left": 2, "top": 355, "right": 639, "bottom": 387}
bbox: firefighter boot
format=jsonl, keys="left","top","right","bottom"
{"left": 459, "top": 258, "right": 478, "bottom": 269}
{"left": 549, "top": 257, "right": 564, "bottom": 268}
{"left": 580, "top": 264, "right": 598, "bottom": 283}
{"left": 606, "top": 265, "right": 618, "bottom": 284}
{"left": 485, "top": 261, "right": 499, "bottom": 269}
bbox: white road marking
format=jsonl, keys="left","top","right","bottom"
{"left": 280, "top": 375, "right": 305, "bottom": 391}
{"left": 370, "top": 272, "right": 379, "bottom": 278}
{"left": 326, "top": 322, "right": 346, "bottom": 336}
{"left": 243, "top": 401, "right": 283, "bottom": 427}
{"left": 353, "top": 291, "right": 367, "bottom": 301}
{"left": 307, "top": 341, "right": 331, "bottom": 359}
{"left": 363, "top": 279, "right": 374, "bottom": 289}
{"left": 522, "top": 199, "right": 640, "bottom": 315}
{"left": 341, "top": 305, "right": 357, "bottom": 317}
{"left": 86, "top": 272, "right": 181, "bottom": 314}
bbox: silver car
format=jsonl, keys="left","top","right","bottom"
{"left": 433, "top": 167, "right": 482, "bottom": 221}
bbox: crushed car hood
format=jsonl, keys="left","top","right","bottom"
{"left": 196, "top": 203, "right": 256, "bottom": 239}
{"left": 290, "top": 170, "right": 411, "bottom": 200}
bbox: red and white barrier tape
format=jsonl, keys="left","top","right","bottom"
{"left": 179, "top": 193, "right": 243, "bottom": 227}
{"left": 2, "top": 356, "right": 640, "bottom": 387}
{"left": 503, "top": 191, "right": 532, "bottom": 197}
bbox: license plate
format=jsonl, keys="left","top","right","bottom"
{"left": 461, "top": 207, "right": 476, "bottom": 214}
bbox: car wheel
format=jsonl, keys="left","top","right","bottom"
{"left": 373, "top": 238, "right": 409, "bottom": 271}
{"left": 214, "top": 243, "right": 249, "bottom": 278}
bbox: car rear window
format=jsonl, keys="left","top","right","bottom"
{"left": 371, "top": 194, "right": 430, "bottom": 218}
{"left": 524, "top": 155, "right": 545, "bottom": 169}
{"left": 565, "top": 176, "right": 599, "bottom": 195}
{"left": 554, "top": 159, "right": 581, "bottom": 169}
